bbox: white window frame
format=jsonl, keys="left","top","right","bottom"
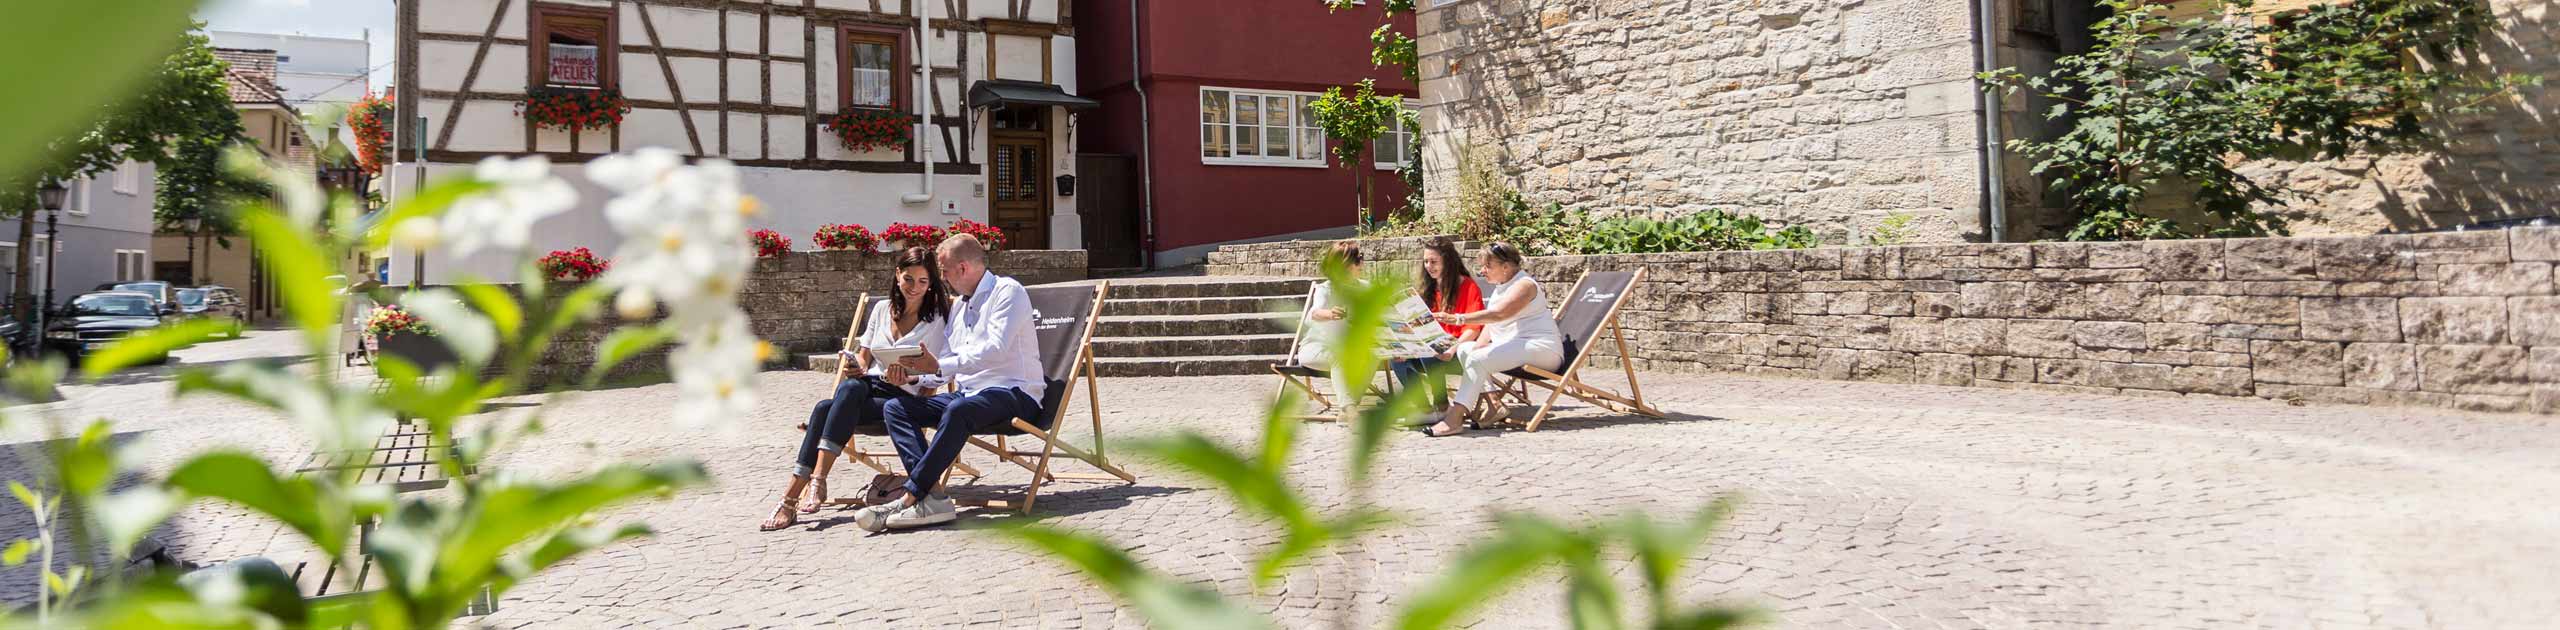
{"left": 68, "top": 176, "right": 90, "bottom": 216}
{"left": 1199, "top": 86, "right": 1328, "bottom": 168}
{"left": 114, "top": 160, "right": 139, "bottom": 195}
{"left": 1371, "top": 101, "right": 1420, "bottom": 171}
{"left": 114, "top": 250, "right": 148, "bottom": 282}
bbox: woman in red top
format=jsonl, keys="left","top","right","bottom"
{"left": 1393, "top": 238, "right": 1485, "bottom": 408}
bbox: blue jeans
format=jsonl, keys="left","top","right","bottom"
{"left": 882, "top": 387, "right": 1044, "bottom": 498}
{"left": 1393, "top": 357, "right": 1451, "bottom": 408}
{"left": 796, "top": 377, "right": 911, "bottom": 477}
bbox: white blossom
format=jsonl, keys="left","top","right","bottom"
{"left": 442, "top": 156, "right": 576, "bottom": 257}
{"left": 666, "top": 309, "right": 766, "bottom": 430}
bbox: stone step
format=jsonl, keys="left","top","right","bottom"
{"left": 1091, "top": 333, "right": 1298, "bottom": 359}
{"left": 1091, "top": 355, "right": 1291, "bottom": 378}
{"left": 1101, "top": 295, "right": 1306, "bottom": 317}
{"left": 1097, "top": 277, "right": 1313, "bottom": 300}
{"left": 1096, "top": 312, "right": 1300, "bottom": 338}
{"left": 805, "top": 353, "right": 846, "bottom": 374}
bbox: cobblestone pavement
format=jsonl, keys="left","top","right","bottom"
{"left": 7, "top": 330, "right": 2560, "bottom": 628}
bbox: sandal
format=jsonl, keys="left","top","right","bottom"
{"left": 799, "top": 477, "right": 829, "bottom": 513}
{"left": 1421, "top": 420, "right": 1468, "bottom": 438}
{"left": 758, "top": 499, "right": 799, "bottom": 531}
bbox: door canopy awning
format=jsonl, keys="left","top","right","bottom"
{"left": 967, "top": 79, "right": 1100, "bottom": 111}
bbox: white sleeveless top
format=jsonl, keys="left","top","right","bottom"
{"left": 1484, "top": 274, "right": 1563, "bottom": 344}
{"left": 862, "top": 304, "right": 948, "bottom": 395}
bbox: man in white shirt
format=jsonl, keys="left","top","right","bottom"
{"left": 858, "top": 233, "right": 1046, "bottom": 532}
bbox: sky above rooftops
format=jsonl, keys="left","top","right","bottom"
{"left": 198, "top": 0, "right": 395, "bottom": 96}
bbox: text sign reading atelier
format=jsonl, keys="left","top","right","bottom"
{"left": 549, "top": 44, "right": 600, "bottom": 85}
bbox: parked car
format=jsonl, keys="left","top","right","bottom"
{"left": 177, "top": 287, "right": 247, "bottom": 338}
{"left": 0, "top": 318, "right": 27, "bottom": 367}
{"left": 43, "top": 291, "right": 169, "bottom": 362}
{"left": 114, "top": 281, "right": 176, "bottom": 310}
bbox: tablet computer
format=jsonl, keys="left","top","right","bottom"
{"left": 866, "top": 345, "right": 926, "bottom": 362}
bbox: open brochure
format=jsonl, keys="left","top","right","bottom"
{"left": 1378, "top": 295, "right": 1456, "bottom": 359}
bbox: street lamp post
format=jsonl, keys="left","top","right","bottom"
{"left": 34, "top": 180, "right": 66, "bottom": 330}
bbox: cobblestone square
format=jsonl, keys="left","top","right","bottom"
{"left": 8, "top": 331, "right": 2559, "bottom": 628}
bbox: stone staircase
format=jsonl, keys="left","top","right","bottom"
{"left": 802, "top": 275, "right": 1313, "bottom": 378}
{"left": 1088, "top": 276, "right": 1311, "bottom": 377}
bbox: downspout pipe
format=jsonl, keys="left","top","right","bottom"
{"left": 1973, "top": 0, "right": 2008, "bottom": 243}
{"left": 901, "top": 5, "right": 935, "bottom": 205}
{"left": 1130, "top": 0, "right": 1157, "bottom": 269}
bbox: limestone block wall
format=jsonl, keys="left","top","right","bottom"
{"left": 1208, "top": 231, "right": 2560, "bottom": 415}
{"left": 1416, "top": 0, "right": 2006, "bottom": 244}
{"left": 523, "top": 248, "right": 1086, "bottom": 386}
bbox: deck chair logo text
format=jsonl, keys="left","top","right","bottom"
{"left": 1581, "top": 290, "right": 1618, "bottom": 303}
{"left": 1034, "top": 308, "right": 1074, "bottom": 330}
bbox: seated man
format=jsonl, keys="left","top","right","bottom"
{"left": 856, "top": 233, "right": 1045, "bottom": 532}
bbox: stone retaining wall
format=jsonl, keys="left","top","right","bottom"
{"left": 1208, "top": 231, "right": 2560, "bottom": 414}
{"left": 523, "top": 249, "right": 1086, "bottom": 386}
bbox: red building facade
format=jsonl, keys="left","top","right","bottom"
{"left": 1075, "top": 0, "right": 1418, "bottom": 268}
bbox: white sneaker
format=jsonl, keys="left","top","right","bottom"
{"left": 851, "top": 501, "right": 903, "bottom": 533}
{"left": 882, "top": 494, "right": 957, "bottom": 530}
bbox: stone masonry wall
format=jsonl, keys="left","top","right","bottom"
{"left": 1416, "top": 0, "right": 1997, "bottom": 243}
{"left": 524, "top": 249, "right": 1086, "bottom": 386}
{"left": 1208, "top": 231, "right": 2560, "bottom": 415}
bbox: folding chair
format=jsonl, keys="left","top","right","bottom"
{"left": 954, "top": 282, "right": 1138, "bottom": 513}
{"left": 822, "top": 294, "right": 976, "bottom": 497}
{"left": 1268, "top": 282, "right": 1395, "bottom": 422}
{"left": 1477, "top": 268, "right": 1664, "bottom": 432}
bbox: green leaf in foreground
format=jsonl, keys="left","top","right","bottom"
{"left": 82, "top": 317, "right": 231, "bottom": 380}
{"left": 0, "top": 0, "right": 201, "bottom": 181}
{"left": 1005, "top": 525, "right": 1273, "bottom": 630}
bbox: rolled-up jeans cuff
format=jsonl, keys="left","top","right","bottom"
{"left": 818, "top": 439, "right": 844, "bottom": 454}
{"left": 793, "top": 464, "right": 815, "bottom": 477}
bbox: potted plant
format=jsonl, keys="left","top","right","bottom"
{"left": 821, "top": 110, "right": 919, "bottom": 153}
{"left": 748, "top": 228, "right": 792, "bottom": 258}
{"left": 880, "top": 222, "right": 944, "bottom": 250}
{"left": 812, "top": 223, "right": 876, "bottom": 252}
{"left": 364, "top": 304, "right": 456, "bottom": 372}
{"left": 538, "top": 246, "right": 610, "bottom": 281}
{"left": 517, "top": 86, "right": 632, "bottom": 132}
{"left": 946, "top": 219, "right": 1007, "bottom": 251}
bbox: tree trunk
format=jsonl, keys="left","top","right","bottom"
{"left": 12, "top": 203, "right": 34, "bottom": 321}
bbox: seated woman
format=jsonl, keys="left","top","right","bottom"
{"left": 1424, "top": 242, "right": 1563, "bottom": 437}
{"left": 1292, "top": 242, "right": 1371, "bottom": 411}
{"left": 761, "top": 246, "right": 951, "bottom": 531}
{"left": 1392, "top": 237, "right": 1485, "bottom": 410}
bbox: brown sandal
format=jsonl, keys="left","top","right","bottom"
{"left": 799, "top": 478, "right": 828, "bottom": 513}
{"left": 759, "top": 498, "right": 799, "bottom": 531}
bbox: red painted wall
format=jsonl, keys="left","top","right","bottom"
{"left": 1076, "top": 0, "right": 1418, "bottom": 259}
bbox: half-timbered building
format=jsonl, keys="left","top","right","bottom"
{"left": 390, "top": 0, "right": 1090, "bottom": 283}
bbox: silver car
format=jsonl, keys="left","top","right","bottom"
{"left": 177, "top": 286, "right": 247, "bottom": 338}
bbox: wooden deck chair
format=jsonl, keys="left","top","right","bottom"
{"left": 824, "top": 294, "right": 976, "bottom": 492}
{"left": 1267, "top": 282, "right": 1394, "bottom": 421}
{"left": 1477, "top": 268, "right": 1663, "bottom": 432}
{"left": 955, "top": 282, "right": 1138, "bottom": 513}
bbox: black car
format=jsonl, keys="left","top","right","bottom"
{"left": 43, "top": 291, "right": 170, "bottom": 361}
{"left": 0, "top": 318, "right": 27, "bottom": 367}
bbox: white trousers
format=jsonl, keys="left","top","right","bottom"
{"left": 1452, "top": 336, "right": 1565, "bottom": 409}
{"left": 1294, "top": 343, "right": 1363, "bottom": 407}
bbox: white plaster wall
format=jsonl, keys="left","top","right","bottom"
{"left": 420, "top": 0, "right": 510, "bottom": 37}
{"left": 1050, "top": 36, "right": 1075, "bottom": 92}
{"left": 813, "top": 28, "right": 839, "bottom": 112}
{"left": 725, "top": 58, "right": 762, "bottom": 103}
{"left": 992, "top": 35, "right": 1043, "bottom": 82}
{"left": 644, "top": 7, "right": 723, "bottom": 52}
{"left": 446, "top": 101, "right": 525, "bottom": 152}
{"left": 773, "top": 62, "right": 807, "bottom": 108}
{"left": 771, "top": 16, "right": 807, "bottom": 57}
{"left": 621, "top": 109, "right": 692, "bottom": 153}
{"left": 387, "top": 163, "right": 992, "bottom": 285}
{"left": 418, "top": 41, "right": 482, "bottom": 92}
{"left": 727, "top": 113, "right": 765, "bottom": 160}
{"left": 769, "top": 116, "right": 807, "bottom": 160}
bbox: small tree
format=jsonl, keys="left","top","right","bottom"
{"left": 1309, "top": 79, "right": 1402, "bottom": 228}
{"left": 3, "top": 26, "right": 240, "bottom": 320}
{"left": 1983, "top": 0, "right": 2531, "bottom": 241}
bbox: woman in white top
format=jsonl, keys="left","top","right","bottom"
{"left": 763, "top": 247, "right": 951, "bottom": 531}
{"left": 1425, "top": 242, "right": 1564, "bottom": 437}
{"left": 1292, "top": 242, "right": 1369, "bottom": 411}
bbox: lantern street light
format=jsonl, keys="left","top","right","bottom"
{"left": 35, "top": 180, "right": 66, "bottom": 330}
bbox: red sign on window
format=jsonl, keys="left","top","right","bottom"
{"left": 549, "top": 44, "right": 599, "bottom": 85}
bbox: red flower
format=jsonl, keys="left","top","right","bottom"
{"left": 749, "top": 229, "right": 792, "bottom": 258}
{"left": 813, "top": 223, "right": 877, "bottom": 251}
{"left": 538, "top": 247, "right": 611, "bottom": 281}
{"left": 881, "top": 222, "right": 944, "bottom": 248}
{"left": 823, "top": 110, "right": 918, "bottom": 153}
{"left": 519, "top": 88, "right": 632, "bottom": 132}
{"left": 946, "top": 219, "right": 1007, "bottom": 251}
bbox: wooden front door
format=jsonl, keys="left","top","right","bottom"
{"left": 990, "top": 134, "right": 1051, "bottom": 250}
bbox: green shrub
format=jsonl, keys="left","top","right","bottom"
{"left": 1573, "top": 210, "right": 1818, "bottom": 255}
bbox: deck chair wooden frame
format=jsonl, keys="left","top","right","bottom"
{"left": 1476, "top": 267, "right": 1663, "bottom": 432}
{"left": 954, "top": 282, "right": 1138, "bottom": 514}
{"left": 824, "top": 294, "right": 978, "bottom": 496}
{"left": 1267, "top": 283, "right": 1397, "bottom": 422}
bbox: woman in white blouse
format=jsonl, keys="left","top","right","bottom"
{"left": 1424, "top": 242, "right": 1563, "bottom": 437}
{"left": 763, "top": 247, "right": 951, "bottom": 531}
{"left": 1293, "top": 242, "right": 1369, "bottom": 411}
